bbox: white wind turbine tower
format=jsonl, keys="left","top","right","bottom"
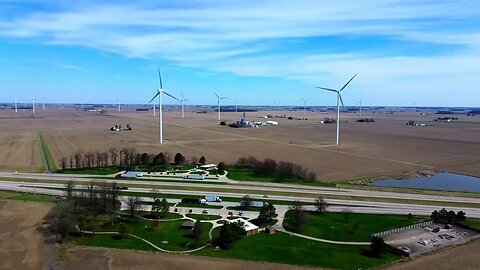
{"left": 214, "top": 92, "right": 226, "bottom": 121}
{"left": 32, "top": 96, "right": 36, "bottom": 114}
{"left": 117, "top": 100, "right": 121, "bottom": 112}
{"left": 179, "top": 92, "right": 188, "bottom": 119}
{"left": 14, "top": 97, "right": 17, "bottom": 113}
{"left": 148, "top": 68, "right": 179, "bottom": 144}
{"left": 152, "top": 103, "right": 156, "bottom": 117}
{"left": 317, "top": 74, "right": 357, "bottom": 146}
{"left": 301, "top": 98, "right": 308, "bottom": 116}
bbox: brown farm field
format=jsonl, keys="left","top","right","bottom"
{"left": 1, "top": 107, "right": 480, "bottom": 181}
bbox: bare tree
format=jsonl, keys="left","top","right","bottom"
{"left": 109, "top": 147, "right": 118, "bottom": 166}
{"left": 73, "top": 151, "right": 83, "bottom": 169}
{"left": 151, "top": 187, "right": 160, "bottom": 202}
{"left": 314, "top": 197, "right": 329, "bottom": 213}
{"left": 163, "top": 151, "right": 172, "bottom": 164}
{"left": 59, "top": 157, "right": 67, "bottom": 171}
{"left": 64, "top": 181, "right": 76, "bottom": 200}
{"left": 69, "top": 155, "right": 74, "bottom": 169}
{"left": 288, "top": 201, "right": 307, "bottom": 232}
{"left": 125, "top": 196, "right": 143, "bottom": 217}
{"left": 190, "top": 155, "right": 199, "bottom": 165}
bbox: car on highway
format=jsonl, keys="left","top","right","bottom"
{"left": 188, "top": 209, "right": 193, "bottom": 214}
{"left": 202, "top": 209, "right": 208, "bottom": 214}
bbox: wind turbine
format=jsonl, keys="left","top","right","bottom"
{"left": 317, "top": 74, "right": 357, "bottom": 146}
{"left": 14, "top": 97, "right": 17, "bottom": 113}
{"left": 179, "top": 92, "right": 188, "bottom": 119}
{"left": 358, "top": 100, "right": 363, "bottom": 118}
{"left": 153, "top": 103, "right": 156, "bottom": 117}
{"left": 149, "top": 68, "right": 179, "bottom": 144}
{"left": 214, "top": 92, "right": 226, "bottom": 121}
{"left": 32, "top": 96, "right": 36, "bottom": 114}
{"left": 117, "top": 100, "right": 121, "bottom": 112}
{"left": 301, "top": 98, "right": 308, "bottom": 116}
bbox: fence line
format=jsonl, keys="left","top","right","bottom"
{"left": 371, "top": 221, "right": 433, "bottom": 237}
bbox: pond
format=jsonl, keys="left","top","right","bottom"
{"left": 373, "top": 173, "right": 480, "bottom": 193}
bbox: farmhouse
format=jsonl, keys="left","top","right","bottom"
{"left": 230, "top": 218, "right": 259, "bottom": 236}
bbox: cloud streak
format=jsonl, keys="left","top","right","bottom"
{"left": 1, "top": 0, "right": 480, "bottom": 105}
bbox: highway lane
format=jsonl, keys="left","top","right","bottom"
{"left": 1, "top": 172, "right": 479, "bottom": 205}
{"left": 3, "top": 180, "right": 480, "bottom": 218}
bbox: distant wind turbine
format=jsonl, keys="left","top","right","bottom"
{"left": 117, "top": 100, "right": 121, "bottom": 112}
{"left": 32, "top": 96, "right": 36, "bottom": 114}
{"left": 214, "top": 92, "right": 227, "bottom": 121}
{"left": 149, "top": 68, "right": 179, "bottom": 144}
{"left": 180, "top": 92, "right": 188, "bottom": 119}
{"left": 14, "top": 97, "right": 17, "bottom": 113}
{"left": 316, "top": 74, "right": 357, "bottom": 146}
{"left": 301, "top": 98, "right": 308, "bottom": 115}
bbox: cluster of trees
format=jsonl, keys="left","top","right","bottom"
{"left": 234, "top": 156, "right": 317, "bottom": 181}
{"left": 431, "top": 208, "right": 466, "bottom": 224}
{"left": 46, "top": 181, "right": 122, "bottom": 242}
{"left": 215, "top": 221, "right": 246, "bottom": 249}
{"left": 59, "top": 147, "right": 207, "bottom": 171}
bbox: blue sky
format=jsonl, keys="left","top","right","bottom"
{"left": 1, "top": 0, "right": 480, "bottom": 106}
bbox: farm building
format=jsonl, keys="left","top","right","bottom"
{"left": 230, "top": 218, "right": 259, "bottom": 236}
{"left": 265, "top": 227, "right": 276, "bottom": 235}
{"left": 200, "top": 164, "right": 217, "bottom": 170}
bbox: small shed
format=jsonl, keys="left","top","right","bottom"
{"left": 180, "top": 220, "right": 195, "bottom": 230}
{"left": 265, "top": 227, "right": 276, "bottom": 235}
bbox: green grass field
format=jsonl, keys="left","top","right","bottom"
{"left": 283, "top": 211, "right": 422, "bottom": 242}
{"left": 0, "top": 190, "right": 56, "bottom": 203}
{"left": 227, "top": 168, "right": 336, "bottom": 187}
{"left": 88, "top": 218, "right": 212, "bottom": 251}
{"left": 464, "top": 219, "right": 480, "bottom": 230}
{"left": 197, "top": 231, "right": 400, "bottom": 270}
{"left": 58, "top": 167, "right": 121, "bottom": 175}
{"left": 70, "top": 234, "right": 156, "bottom": 251}
{"left": 37, "top": 132, "right": 58, "bottom": 172}
{"left": 186, "top": 214, "right": 222, "bottom": 220}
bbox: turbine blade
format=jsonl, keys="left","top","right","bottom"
{"left": 214, "top": 92, "right": 219, "bottom": 98}
{"left": 317, "top": 87, "right": 338, "bottom": 92}
{"left": 163, "top": 91, "right": 179, "bottom": 101}
{"left": 339, "top": 93, "right": 345, "bottom": 108}
{"left": 221, "top": 97, "right": 227, "bottom": 100}
{"left": 157, "top": 67, "right": 163, "bottom": 90}
{"left": 339, "top": 74, "right": 357, "bottom": 92}
{"left": 148, "top": 91, "right": 160, "bottom": 103}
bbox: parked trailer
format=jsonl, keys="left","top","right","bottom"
{"left": 183, "top": 174, "right": 205, "bottom": 180}
{"left": 205, "top": 195, "right": 222, "bottom": 202}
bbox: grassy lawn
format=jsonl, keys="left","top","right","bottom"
{"left": 176, "top": 203, "right": 223, "bottom": 209}
{"left": 140, "top": 212, "right": 183, "bottom": 220}
{"left": 186, "top": 214, "right": 222, "bottom": 220}
{"left": 283, "top": 211, "right": 422, "bottom": 242}
{"left": 70, "top": 234, "right": 156, "bottom": 251}
{"left": 95, "top": 218, "right": 212, "bottom": 251}
{"left": 227, "top": 168, "right": 336, "bottom": 187}
{"left": 58, "top": 167, "right": 121, "bottom": 175}
{"left": 37, "top": 132, "right": 58, "bottom": 172}
{"left": 0, "top": 190, "right": 56, "bottom": 203}
{"left": 464, "top": 219, "right": 480, "bottom": 230}
{"left": 197, "top": 231, "right": 400, "bottom": 270}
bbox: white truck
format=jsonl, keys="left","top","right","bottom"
{"left": 183, "top": 174, "right": 205, "bottom": 180}
{"left": 205, "top": 195, "right": 222, "bottom": 202}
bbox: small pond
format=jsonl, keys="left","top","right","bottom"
{"left": 373, "top": 173, "right": 480, "bottom": 193}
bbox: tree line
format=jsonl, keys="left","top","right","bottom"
{"left": 45, "top": 181, "right": 122, "bottom": 242}
{"left": 58, "top": 147, "right": 207, "bottom": 171}
{"left": 234, "top": 156, "right": 317, "bottom": 181}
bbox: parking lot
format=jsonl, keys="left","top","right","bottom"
{"left": 383, "top": 223, "right": 480, "bottom": 257}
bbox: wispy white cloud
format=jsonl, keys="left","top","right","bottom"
{"left": 1, "top": 0, "right": 480, "bottom": 105}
